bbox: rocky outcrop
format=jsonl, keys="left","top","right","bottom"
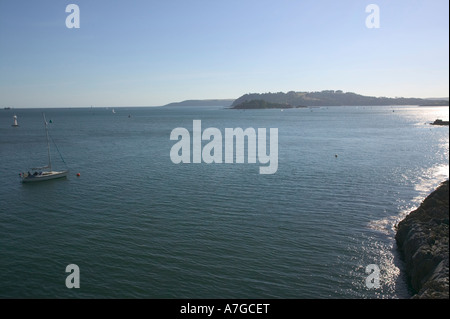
{"left": 395, "top": 180, "right": 449, "bottom": 299}
{"left": 430, "top": 119, "right": 449, "bottom": 126}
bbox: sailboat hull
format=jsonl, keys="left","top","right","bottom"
{"left": 21, "top": 170, "right": 69, "bottom": 183}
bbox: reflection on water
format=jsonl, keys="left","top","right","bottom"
{"left": 367, "top": 161, "right": 449, "bottom": 298}
{"left": 365, "top": 106, "right": 448, "bottom": 298}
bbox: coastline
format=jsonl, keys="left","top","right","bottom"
{"left": 395, "top": 180, "right": 449, "bottom": 299}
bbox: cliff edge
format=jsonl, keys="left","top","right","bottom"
{"left": 395, "top": 180, "right": 449, "bottom": 299}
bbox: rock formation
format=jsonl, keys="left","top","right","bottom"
{"left": 395, "top": 180, "right": 449, "bottom": 299}
{"left": 430, "top": 119, "right": 450, "bottom": 126}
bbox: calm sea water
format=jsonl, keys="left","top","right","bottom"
{"left": 0, "top": 105, "right": 448, "bottom": 299}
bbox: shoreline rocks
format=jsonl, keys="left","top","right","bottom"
{"left": 395, "top": 180, "right": 449, "bottom": 299}
{"left": 430, "top": 119, "right": 449, "bottom": 126}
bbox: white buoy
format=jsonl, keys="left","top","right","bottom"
{"left": 12, "top": 115, "right": 19, "bottom": 127}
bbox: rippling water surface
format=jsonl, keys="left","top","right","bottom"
{"left": 0, "top": 105, "right": 448, "bottom": 298}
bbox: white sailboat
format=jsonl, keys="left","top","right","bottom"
{"left": 21, "top": 114, "right": 69, "bottom": 183}
{"left": 12, "top": 115, "right": 19, "bottom": 127}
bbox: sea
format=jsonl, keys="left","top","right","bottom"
{"left": 0, "top": 105, "right": 448, "bottom": 299}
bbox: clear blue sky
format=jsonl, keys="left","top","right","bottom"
{"left": 0, "top": 0, "right": 448, "bottom": 108}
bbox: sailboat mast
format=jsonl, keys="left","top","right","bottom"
{"left": 43, "top": 113, "right": 52, "bottom": 170}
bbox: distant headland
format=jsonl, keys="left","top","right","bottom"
{"left": 231, "top": 90, "right": 449, "bottom": 109}
{"left": 163, "top": 90, "right": 449, "bottom": 109}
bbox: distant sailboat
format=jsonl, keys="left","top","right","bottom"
{"left": 112, "top": 108, "right": 116, "bottom": 114}
{"left": 12, "top": 115, "right": 19, "bottom": 127}
{"left": 20, "top": 113, "right": 69, "bottom": 183}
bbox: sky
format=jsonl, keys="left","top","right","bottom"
{"left": 0, "top": 0, "right": 449, "bottom": 108}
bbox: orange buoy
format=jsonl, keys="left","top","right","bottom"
{"left": 76, "top": 173, "right": 81, "bottom": 177}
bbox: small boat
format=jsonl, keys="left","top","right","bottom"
{"left": 21, "top": 113, "right": 69, "bottom": 183}
{"left": 12, "top": 115, "right": 19, "bottom": 127}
